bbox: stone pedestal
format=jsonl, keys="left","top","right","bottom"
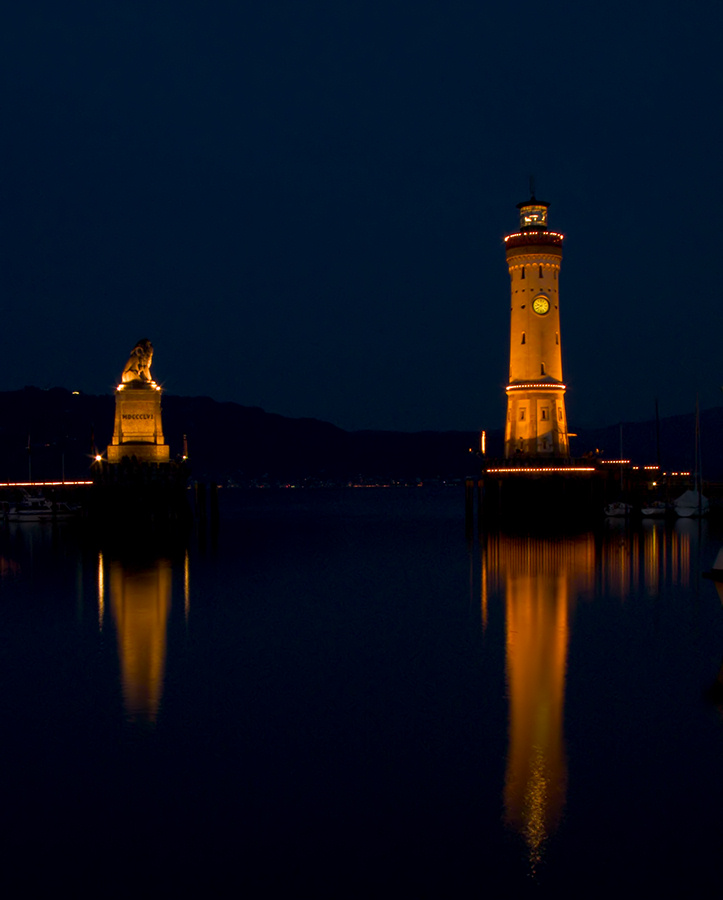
{"left": 106, "top": 384, "right": 170, "bottom": 464}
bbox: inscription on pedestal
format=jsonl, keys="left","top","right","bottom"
{"left": 113, "top": 389, "right": 164, "bottom": 445}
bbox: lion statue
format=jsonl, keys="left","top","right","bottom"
{"left": 121, "top": 338, "right": 154, "bottom": 384}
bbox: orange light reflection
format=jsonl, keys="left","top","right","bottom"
{"left": 485, "top": 534, "right": 594, "bottom": 873}
{"left": 110, "top": 559, "right": 172, "bottom": 723}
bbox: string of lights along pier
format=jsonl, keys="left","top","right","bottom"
{"left": 504, "top": 196, "right": 569, "bottom": 459}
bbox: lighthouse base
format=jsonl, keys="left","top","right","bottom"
{"left": 478, "top": 463, "right": 604, "bottom": 528}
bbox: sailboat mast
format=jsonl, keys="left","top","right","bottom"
{"left": 695, "top": 395, "right": 702, "bottom": 516}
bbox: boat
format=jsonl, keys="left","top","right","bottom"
{"left": 673, "top": 489, "right": 709, "bottom": 518}
{"left": 675, "top": 398, "right": 708, "bottom": 517}
{"left": 604, "top": 501, "right": 632, "bottom": 517}
{"left": 6, "top": 491, "right": 80, "bottom": 522}
{"left": 703, "top": 548, "right": 723, "bottom": 581}
{"left": 641, "top": 500, "right": 668, "bottom": 517}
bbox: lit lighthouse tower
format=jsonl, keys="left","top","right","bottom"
{"left": 503, "top": 195, "right": 569, "bottom": 459}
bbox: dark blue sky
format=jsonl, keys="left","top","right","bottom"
{"left": 2, "top": 2, "right": 722, "bottom": 432}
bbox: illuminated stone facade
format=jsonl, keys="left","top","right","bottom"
{"left": 107, "top": 340, "right": 170, "bottom": 463}
{"left": 107, "top": 385, "right": 170, "bottom": 463}
{"left": 504, "top": 198, "right": 570, "bottom": 458}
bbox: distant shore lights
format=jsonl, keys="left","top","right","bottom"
{"left": 0, "top": 481, "right": 93, "bottom": 487}
{"left": 485, "top": 466, "right": 595, "bottom": 474}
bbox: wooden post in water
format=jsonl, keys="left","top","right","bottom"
{"left": 195, "top": 481, "right": 207, "bottom": 528}
{"left": 476, "top": 478, "right": 484, "bottom": 532}
{"left": 465, "top": 478, "right": 479, "bottom": 536}
{"left": 465, "top": 479, "right": 473, "bottom": 529}
{"left": 209, "top": 482, "right": 219, "bottom": 530}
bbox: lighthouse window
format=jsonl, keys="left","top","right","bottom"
{"left": 521, "top": 332, "right": 526, "bottom": 344}
{"left": 541, "top": 363, "right": 546, "bottom": 375}
{"left": 558, "top": 409, "right": 563, "bottom": 420}
{"left": 541, "top": 409, "right": 548, "bottom": 420}
{"left": 556, "top": 332, "right": 559, "bottom": 345}
{"left": 520, "top": 409, "right": 526, "bottom": 421}
{"left": 539, "top": 266, "right": 543, "bottom": 278}
{"left": 521, "top": 267, "right": 525, "bottom": 279}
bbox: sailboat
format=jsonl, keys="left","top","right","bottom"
{"left": 674, "top": 489, "right": 708, "bottom": 518}
{"left": 604, "top": 425, "right": 631, "bottom": 517}
{"left": 674, "top": 398, "right": 708, "bottom": 518}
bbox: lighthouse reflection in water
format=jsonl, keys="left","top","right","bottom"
{"left": 481, "top": 519, "right": 699, "bottom": 874}
{"left": 483, "top": 534, "right": 592, "bottom": 868}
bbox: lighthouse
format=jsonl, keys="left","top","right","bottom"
{"left": 503, "top": 196, "right": 569, "bottom": 459}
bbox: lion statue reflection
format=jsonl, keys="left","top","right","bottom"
{"left": 121, "top": 338, "right": 155, "bottom": 385}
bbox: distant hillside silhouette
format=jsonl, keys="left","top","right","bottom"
{"left": 0, "top": 387, "right": 721, "bottom": 483}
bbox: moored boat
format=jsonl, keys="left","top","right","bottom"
{"left": 676, "top": 399, "right": 708, "bottom": 518}
{"left": 5, "top": 492, "right": 80, "bottom": 522}
{"left": 673, "top": 489, "right": 709, "bottom": 518}
{"left": 604, "top": 501, "right": 632, "bottom": 517}
{"left": 703, "top": 547, "right": 723, "bottom": 581}
{"left": 641, "top": 500, "right": 668, "bottom": 517}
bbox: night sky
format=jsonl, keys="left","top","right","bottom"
{"left": 3, "top": 2, "right": 722, "bottom": 433}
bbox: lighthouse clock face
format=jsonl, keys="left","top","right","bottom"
{"left": 532, "top": 295, "right": 550, "bottom": 316}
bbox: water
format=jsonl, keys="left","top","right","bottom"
{"left": 2, "top": 487, "right": 723, "bottom": 895}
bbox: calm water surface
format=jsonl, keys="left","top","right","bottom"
{"left": 2, "top": 487, "right": 723, "bottom": 896}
